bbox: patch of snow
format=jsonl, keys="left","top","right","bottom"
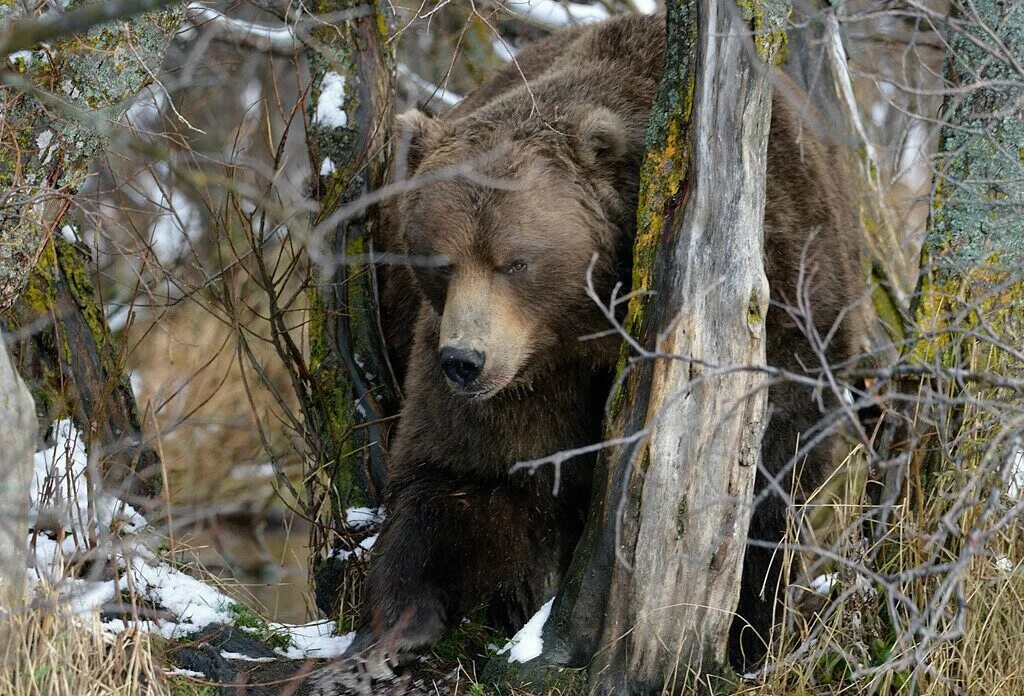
{"left": 329, "top": 534, "right": 378, "bottom": 563}
{"left": 166, "top": 667, "right": 207, "bottom": 679}
{"left": 60, "top": 224, "right": 78, "bottom": 242}
{"left": 128, "top": 555, "right": 235, "bottom": 638}
{"left": 36, "top": 129, "right": 57, "bottom": 165}
{"left": 497, "top": 597, "right": 553, "bottom": 663}
{"left": 996, "top": 556, "right": 1015, "bottom": 573}
{"left": 810, "top": 573, "right": 837, "bottom": 595}
{"left": 221, "top": 651, "right": 276, "bottom": 662}
{"left": 345, "top": 507, "right": 382, "bottom": 529}
{"left": 871, "top": 101, "right": 887, "bottom": 128}
{"left": 240, "top": 78, "right": 262, "bottom": 112}
{"left": 8, "top": 50, "right": 33, "bottom": 67}
{"left": 30, "top": 419, "right": 146, "bottom": 535}
{"left": 492, "top": 38, "right": 516, "bottom": 62}
{"left": 320, "top": 157, "right": 336, "bottom": 177}
{"left": 270, "top": 620, "right": 354, "bottom": 659}
{"left": 632, "top": 0, "right": 658, "bottom": 14}
{"left": 314, "top": 72, "right": 348, "bottom": 129}
{"left": 24, "top": 420, "right": 360, "bottom": 660}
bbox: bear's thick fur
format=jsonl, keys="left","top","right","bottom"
{"left": 337, "top": 12, "right": 866, "bottom": 689}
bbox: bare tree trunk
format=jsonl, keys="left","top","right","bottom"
{"left": 499, "top": 1, "right": 786, "bottom": 692}
{"left": 0, "top": 333, "right": 36, "bottom": 612}
{"left": 302, "top": 0, "right": 400, "bottom": 604}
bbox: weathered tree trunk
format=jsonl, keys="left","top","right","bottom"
{"left": 785, "top": 2, "right": 912, "bottom": 344}
{"left": 870, "top": 3, "right": 1024, "bottom": 682}
{"left": 0, "top": 333, "right": 35, "bottom": 612}
{"left": 303, "top": 0, "right": 400, "bottom": 595}
{"left": 507, "top": 1, "right": 786, "bottom": 692}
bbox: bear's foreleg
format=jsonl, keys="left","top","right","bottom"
{"left": 311, "top": 475, "right": 565, "bottom": 695}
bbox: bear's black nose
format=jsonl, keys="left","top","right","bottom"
{"left": 440, "top": 347, "right": 485, "bottom": 388}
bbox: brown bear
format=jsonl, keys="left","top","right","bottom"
{"left": 314, "top": 12, "right": 866, "bottom": 694}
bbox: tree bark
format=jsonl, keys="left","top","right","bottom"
{"left": 303, "top": 0, "right": 400, "bottom": 589}
{"left": 4, "top": 237, "right": 161, "bottom": 503}
{"left": 510, "top": 1, "right": 786, "bottom": 692}
{"left": 911, "top": 3, "right": 1024, "bottom": 442}
{"left": 0, "top": 0, "right": 183, "bottom": 311}
{"left": 0, "top": 332, "right": 35, "bottom": 612}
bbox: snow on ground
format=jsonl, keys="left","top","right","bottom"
{"left": 809, "top": 573, "right": 837, "bottom": 595}
{"left": 329, "top": 534, "right": 377, "bottom": 562}
{"left": 222, "top": 651, "right": 276, "bottom": 662}
{"left": 270, "top": 620, "right": 355, "bottom": 659}
{"left": 25, "top": 420, "right": 356, "bottom": 658}
{"left": 29, "top": 420, "right": 146, "bottom": 535}
{"left": 497, "top": 597, "right": 553, "bottom": 663}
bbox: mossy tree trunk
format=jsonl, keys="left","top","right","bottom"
{"left": 303, "top": 0, "right": 401, "bottom": 590}
{"left": 1, "top": 1, "right": 181, "bottom": 505}
{"left": 5, "top": 237, "right": 162, "bottom": 503}
{"left": 910, "top": 2, "right": 1024, "bottom": 489}
{"left": 503, "top": 1, "right": 787, "bottom": 691}
{"left": 0, "top": 0, "right": 182, "bottom": 310}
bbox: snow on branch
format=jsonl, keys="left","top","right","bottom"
{"left": 184, "top": 3, "right": 299, "bottom": 53}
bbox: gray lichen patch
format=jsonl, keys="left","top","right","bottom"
{"left": 927, "top": 0, "right": 1024, "bottom": 276}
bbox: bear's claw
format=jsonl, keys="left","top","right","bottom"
{"left": 311, "top": 648, "right": 406, "bottom": 696}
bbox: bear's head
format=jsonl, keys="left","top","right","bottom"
{"left": 392, "top": 106, "right": 639, "bottom": 399}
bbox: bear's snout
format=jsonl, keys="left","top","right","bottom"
{"left": 440, "top": 347, "right": 485, "bottom": 389}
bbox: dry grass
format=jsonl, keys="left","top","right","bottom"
{"left": 0, "top": 606, "right": 164, "bottom": 696}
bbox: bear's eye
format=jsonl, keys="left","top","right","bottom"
{"left": 429, "top": 257, "right": 453, "bottom": 276}
{"left": 504, "top": 260, "right": 528, "bottom": 275}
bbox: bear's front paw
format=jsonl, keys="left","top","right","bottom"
{"left": 310, "top": 648, "right": 406, "bottom": 696}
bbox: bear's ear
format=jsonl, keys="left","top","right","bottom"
{"left": 394, "top": 109, "right": 439, "bottom": 179}
{"left": 574, "top": 107, "right": 628, "bottom": 167}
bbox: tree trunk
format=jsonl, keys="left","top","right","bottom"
{"left": 5, "top": 237, "right": 162, "bottom": 504}
{"left": 1, "top": 3, "right": 179, "bottom": 506}
{"left": 909, "top": 4, "right": 1024, "bottom": 471}
{"left": 513, "top": 1, "right": 787, "bottom": 691}
{"left": 303, "top": 0, "right": 400, "bottom": 593}
{"left": 0, "top": 0, "right": 183, "bottom": 310}
{"left": 0, "top": 333, "right": 35, "bottom": 612}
